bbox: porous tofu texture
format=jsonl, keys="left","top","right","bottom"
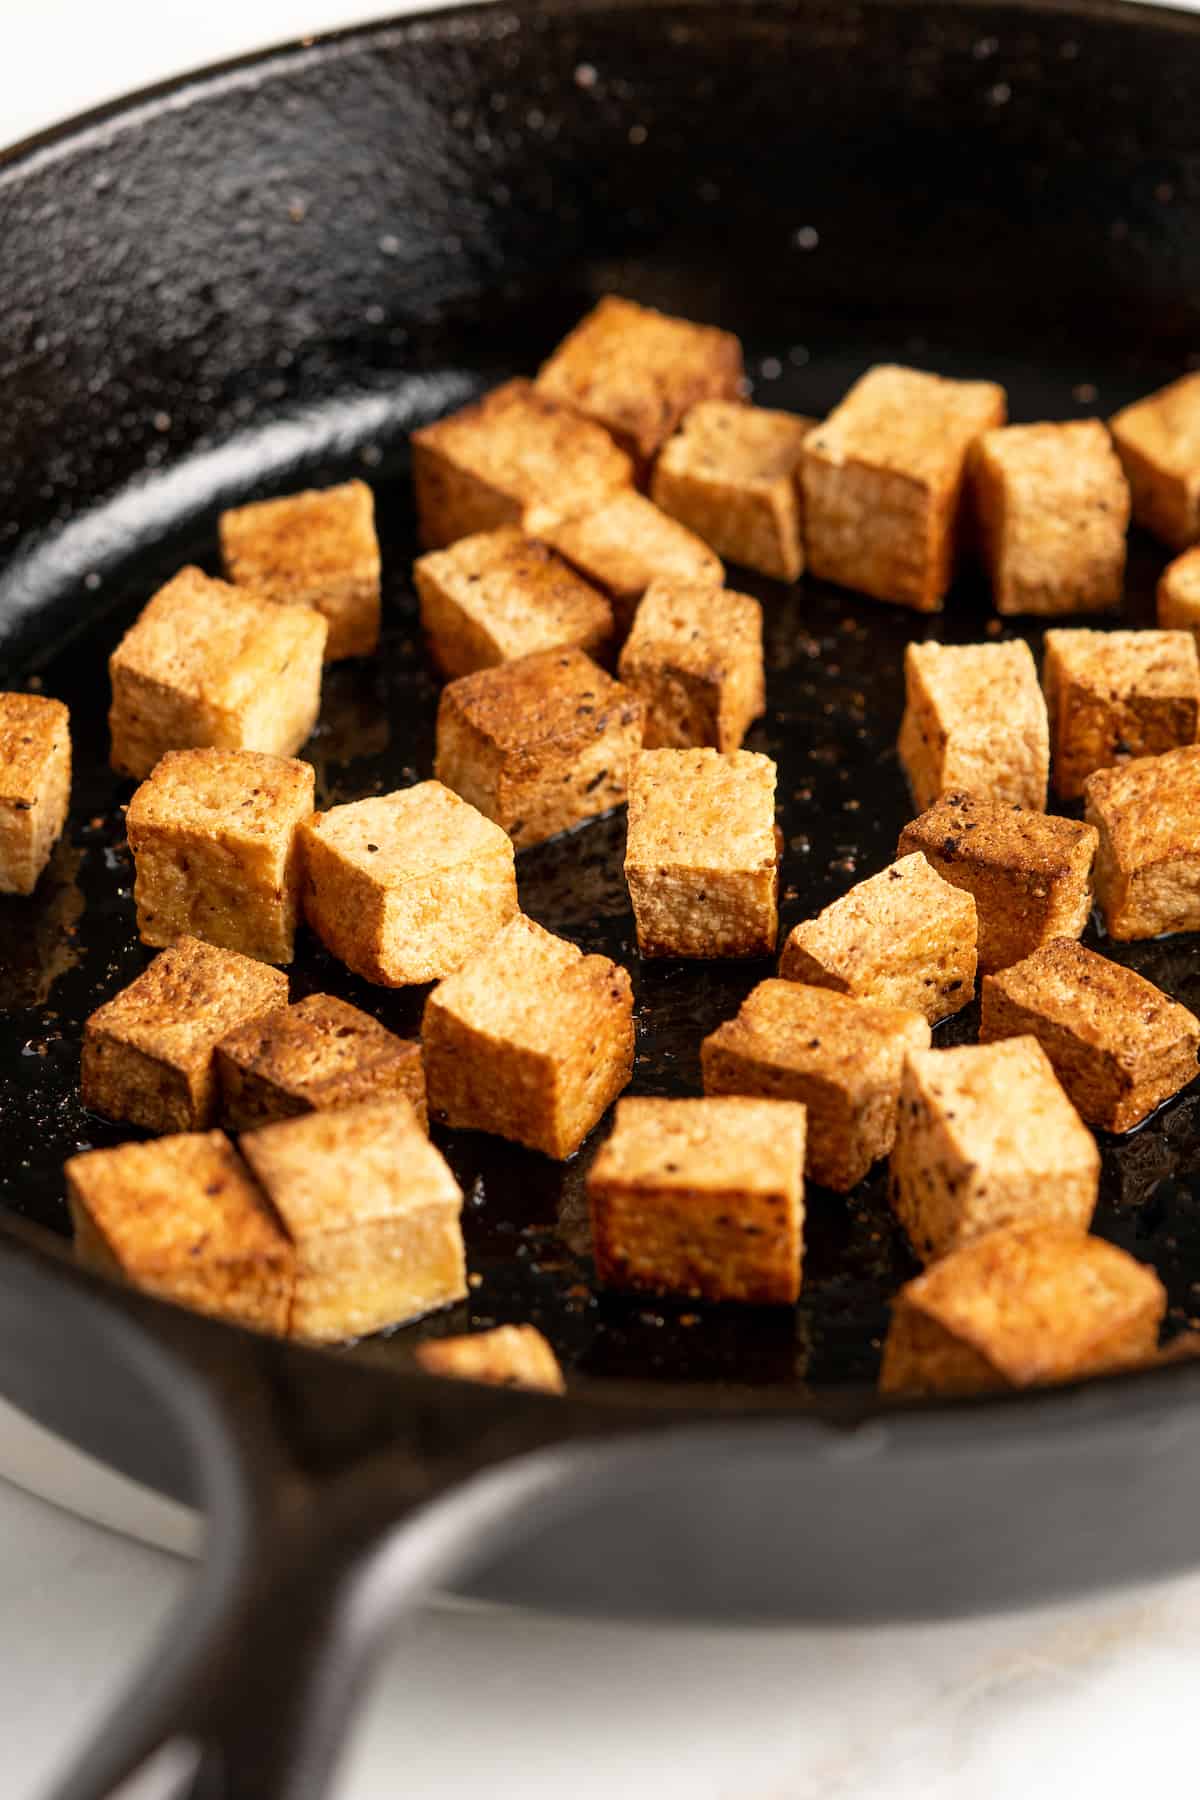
{"left": 588, "top": 1095, "right": 806, "bottom": 1303}
{"left": 239, "top": 1099, "right": 466, "bottom": 1343}
{"left": 108, "top": 566, "right": 327, "bottom": 781}
{"left": 1043, "top": 627, "right": 1200, "bottom": 801}
{"left": 1158, "top": 545, "right": 1200, "bottom": 640}
{"left": 778, "top": 851, "right": 977, "bottom": 1025}
{"left": 1110, "top": 371, "right": 1200, "bottom": 549}
{"left": 216, "top": 994, "right": 426, "bottom": 1133}
{"left": 624, "top": 747, "right": 780, "bottom": 958}
{"left": 299, "top": 781, "right": 518, "bottom": 986}
{"left": 66, "top": 1130, "right": 294, "bottom": 1335}
{"left": 416, "top": 1325, "right": 565, "bottom": 1393}
{"left": 617, "top": 578, "right": 765, "bottom": 753}
{"left": 889, "top": 1037, "right": 1100, "bottom": 1264}
{"left": 535, "top": 296, "right": 744, "bottom": 467}
{"left": 126, "top": 749, "right": 314, "bottom": 965}
{"left": 898, "top": 639, "right": 1049, "bottom": 813}
{"left": 218, "top": 479, "right": 381, "bottom": 661}
{"left": 650, "top": 402, "right": 813, "bottom": 581}
{"left": 1085, "top": 744, "right": 1200, "bottom": 940}
{"left": 82, "top": 937, "right": 288, "bottom": 1133}
{"left": 0, "top": 692, "right": 71, "bottom": 896}
{"left": 897, "top": 790, "right": 1098, "bottom": 972}
{"left": 981, "top": 939, "right": 1200, "bottom": 1133}
{"left": 540, "top": 491, "right": 723, "bottom": 636}
{"left": 434, "top": 648, "right": 644, "bottom": 850}
{"left": 701, "top": 978, "right": 931, "bottom": 1191}
{"left": 803, "top": 364, "right": 1006, "bottom": 612}
{"left": 411, "top": 378, "right": 633, "bottom": 550}
{"left": 880, "top": 1223, "right": 1166, "bottom": 1396}
{"left": 422, "top": 913, "right": 634, "bottom": 1159}
{"left": 413, "top": 528, "right": 614, "bottom": 679}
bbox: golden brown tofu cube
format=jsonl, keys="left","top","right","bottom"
{"left": 216, "top": 993, "right": 426, "bottom": 1133}
{"left": 416, "top": 1325, "right": 564, "bottom": 1393}
{"left": 66, "top": 1130, "right": 294, "bottom": 1335}
{"left": 701, "top": 978, "right": 930, "bottom": 1192}
{"left": 897, "top": 790, "right": 1098, "bottom": 972}
{"left": 889, "top": 1037, "right": 1100, "bottom": 1264}
{"left": 413, "top": 528, "right": 614, "bottom": 679}
{"left": 535, "top": 296, "right": 744, "bottom": 468}
{"left": 422, "top": 913, "right": 634, "bottom": 1159}
{"left": 1110, "top": 372, "right": 1200, "bottom": 549}
{"left": 778, "top": 851, "right": 977, "bottom": 1025}
{"left": 239, "top": 1099, "right": 466, "bottom": 1343}
{"left": 624, "top": 748, "right": 779, "bottom": 958}
{"left": 803, "top": 365, "right": 1006, "bottom": 612}
{"left": 0, "top": 693, "right": 71, "bottom": 896}
{"left": 411, "top": 378, "right": 633, "bottom": 551}
{"left": 218, "top": 479, "right": 381, "bottom": 662}
{"left": 1157, "top": 545, "right": 1200, "bottom": 643}
{"left": 108, "top": 566, "right": 326, "bottom": 782}
{"left": 126, "top": 749, "right": 314, "bottom": 965}
{"left": 587, "top": 1095, "right": 806, "bottom": 1304}
{"left": 898, "top": 639, "right": 1049, "bottom": 812}
{"left": 1043, "top": 627, "right": 1200, "bottom": 801}
{"left": 880, "top": 1223, "right": 1166, "bottom": 1397}
{"left": 1085, "top": 744, "right": 1200, "bottom": 940}
{"left": 981, "top": 939, "right": 1200, "bottom": 1133}
{"left": 650, "top": 402, "right": 813, "bottom": 581}
{"left": 617, "top": 578, "right": 764, "bottom": 752}
{"left": 540, "top": 491, "right": 723, "bottom": 637}
{"left": 299, "top": 780, "right": 517, "bottom": 986}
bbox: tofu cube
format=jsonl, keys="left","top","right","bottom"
{"left": 413, "top": 527, "right": 613, "bottom": 679}
{"left": 897, "top": 790, "right": 1098, "bottom": 972}
{"left": 239, "top": 1099, "right": 466, "bottom": 1343}
{"left": 624, "top": 748, "right": 779, "bottom": 958}
{"left": 981, "top": 939, "right": 1200, "bottom": 1133}
{"left": 1043, "top": 627, "right": 1200, "bottom": 801}
{"left": 66, "top": 1130, "right": 294, "bottom": 1335}
{"left": 216, "top": 994, "right": 426, "bottom": 1133}
{"left": 0, "top": 693, "right": 71, "bottom": 896}
{"left": 218, "top": 479, "right": 381, "bottom": 662}
{"left": 126, "top": 749, "right": 314, "bottom": 964}
{"left": 540, "top": 491, "right": 723, "bottom": 637}
{"left": 889, "top": 1037, "right": 1100, "bottom": 1264}
{"left": 422, "top": 913, "right": 634, "bottom": 1159}
{"left": 803, "top": 364, "right": 1006, "bottom": 611}
{"left": 416, "top": 1325, "right": 564, "bottom": 1393}
{"left": 701, "top": 978, "right": 930, "bottom": 1192}
{"left": 587, "top": 1095, "right": 806, "bottom": 1304}
{"left": 1085, "top": 744, "right": 1200, "bottom": 939}
{"left": 880, "top": 1223, "right": 1166, "bottom": 1397}
{"left": 970, "top": 420, "right": 1130, "bottom": 615}
{"left": 108, "top": 566, "right": 327, "bottom": 781}
{"left": 299, "top": 781, "right": 517, "bottom": 986}
{"left": 82, "top": 937, "right": 288, "bottom": 1133}
{"left": 1157, "top": 545, "right": 1200, "bottom": 642}
{"left": 617, "top": 578, "right": 765, "bottom": 752}
{"left": 650, "top": 401, "right": 813, "bottom": 581}
{"left": 1110, "top": 371, "right": 1200, "bottom": 549}
{"left": 778, "top": 851, "right": 977, "bottom": 1025}
{"left": 898, "top": 639, "right": 1049, "bottom": 812}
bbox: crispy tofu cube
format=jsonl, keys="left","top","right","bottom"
{"left": 125, "top": 749, "right": 314, "bottom": 965}
{"left": 411, "top": 378, "right": 632, "bottom": 551}
{"left": 650, "top": 402, "right": 813, "bottom": 581}
{"left": 1110, "top": 372, "right": 1200, "bottom": 549}
{"left": 624, "top": 748, "right": 779, "bottom": 958}
{"left": 540, "top": 491, "right": 723, "bottom": 637}
{"left": 1157, "top": 545, "right": 1200, "bottom": 642}
{"left": 1043, "top": 627, "right": 1200, "bottom": 801}
{"left": 239, "top": 1099, "right": 466, "bottom": 1343}
{"left": 778, "top": 851, "right": 977, "bottom": 1025}
{"left": 701, "top": 978, "right": 930, "bottom": 1192}
{"left": 898, "top": 639, "right": 1049, "bottom": 812}
{"left": 434, "top": 648, "right": 643, "bottom": 851}
{"left": 67, "top": 1130, "right": 294, "bottom": 1333}
{"left": 889, "top": 1037, "right": 1100, "bottom": 1264}
{"left": 422, "top": 913, "right": 634, "bottom": 1159}
{"left": 218, "top": 479, "right": 381, "bottom": 662}
{"left": 971, "top": 420, "right": 1129, "bottom": 616}
{"left": 803, "top": 364, "right": 1006, "bottom": 611}
{"left": 416, "top": 1325, "right": 564, "bottom": 1393}
{"left": 897, "top": 790, "right": 1098, "bottom": 972}
{"left": 216, "top": 994, "right": 426, "bottom": 1133}
{"left": 0, "top": 693, "right": 71, "bottom": 896}
{"left": 880, "top": 1223, "right": 1166, "bottom": 1396}
{"left": 299, "top": 781, "right": 517, "bottom": 985}
{"left": 617, "top": 578, "right": 764, "bottom": 752}
{"left": 535, "top": 296, "right": 744, "bottom": 468}
{"left": 1085, "top": 744, "right": 1200, "bottom": 939}
{"left": 413, "top": 527, "right": 613, "bottom": 679}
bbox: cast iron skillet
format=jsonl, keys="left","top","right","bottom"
{"left": 7, "top": 0, "right": 1200, "bottom": 1793}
